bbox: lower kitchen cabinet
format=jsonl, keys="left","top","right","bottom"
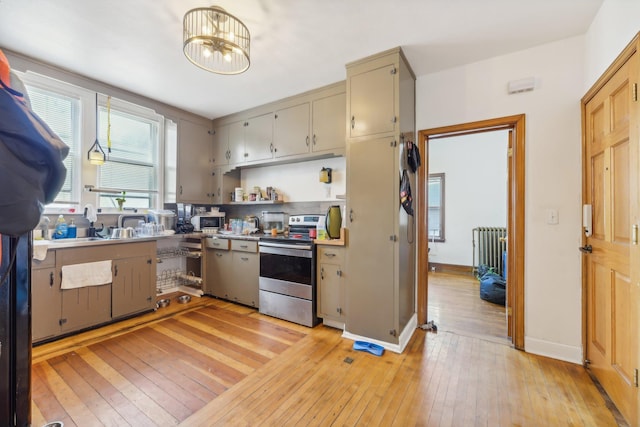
{"left": 205, "top": 247, "right": 232, "bottom": 298}
{"left": 60, "top": 285, "right": 112, "bottom": 333}
{"left": 32, "top": 240, "right": 156, "bottom": 343}
{"left": 230, "top": 249, "right": 259, "bottom": 307}
{"left": 317, "top": 246, "right": 346, "bottom": 327}
{"left": 32, "top": 250, "right": 61, "bottom": 342}
{"left": 112, "top": 255, "right": 155, "bottom": 319}
{"left": 204, "top": 238, "right": 259, "bottom": 307}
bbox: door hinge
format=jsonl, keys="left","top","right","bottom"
{"left": 508, "top": 148, "right": 513, "bottom": 157}
{"left": 390, "top": 67, "right": 397, "bottom": 75}
{"left": 507, "top": 307, "right": 513, "bottom": 316}
{"left": 147, "top": 259, "right": 153, "bottom": 264}
{"left": 390, "top": 140, "right": 397, "bottom": 147}
{"left": 633, "top": 83, "right": 638, "bottom": 102}
{"left": 59, "top": 318, "right": 67, "bottom": 326}
{"left": 389, "top": 329, "right": 397, "bottom": 337}
{"left": 634, "top": 368, "right": 639, "bottom": 387}
{"left": 389, "top": 235, "right": 397, "bottom": 242}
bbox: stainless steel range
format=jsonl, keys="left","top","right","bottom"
{"left": 258, "top": 214, "right": 324, "bottom": 327}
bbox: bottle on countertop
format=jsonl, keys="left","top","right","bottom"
{"left": 67, "top": 219, "right": 77, "bottom": 238}
{"left": 54, "top": 214, "right": 68, "bottom": 239}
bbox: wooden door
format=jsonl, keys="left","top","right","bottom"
{"left": 583, "top": 47, "right": 639, "bottom": 425}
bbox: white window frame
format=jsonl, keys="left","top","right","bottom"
{"left": 15, "top": 70, "right": 86, "bottom": 209}
{"left": 96, "top": 95, "right": 164, "bottom": 211}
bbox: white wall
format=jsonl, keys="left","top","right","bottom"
{"left": 417, "top": 36, "right": 585, "bottom": 363}
{"left": 241, "top": 156, "right": 346, "bottom": 202}
{"left": 429, "top": 131, "right": 508, "bottom": 266}
{"left": 585, "top": 0, "right": 640, "bottom": 88}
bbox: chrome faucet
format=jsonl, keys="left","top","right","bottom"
{"left": 38, "top": 216, "right": 50, "bottom": 240}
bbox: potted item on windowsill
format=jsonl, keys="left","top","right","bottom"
{"left": 115, "top": 192, "right": 126, "bottom": 211}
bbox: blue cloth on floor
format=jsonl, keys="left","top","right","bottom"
{"left": 353, "top": 341, "right": 384, "bottom": 356}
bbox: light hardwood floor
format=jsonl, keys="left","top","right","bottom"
{"left": 427, "top": 271, "right": 508, "bottom": 344}
{"left": 31, "top": 286, "right": 619, "bottom": 426}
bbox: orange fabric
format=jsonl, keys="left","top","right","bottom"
{"left": 0, "top": 49, "right": 10, "bottom": 87}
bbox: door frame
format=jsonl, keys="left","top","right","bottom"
{"left": 417, "top": 114, "right": 526, "bottom": 349}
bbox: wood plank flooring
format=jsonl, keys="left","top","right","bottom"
{"left": 427, "top": 271, "right": 508, "bottom": 344}
{"left": 32, "top": 286, "right": 619, "bottom": 426}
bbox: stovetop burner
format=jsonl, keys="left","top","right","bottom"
{"left": 259, "top": 214, "right": 324, "bottom": 244}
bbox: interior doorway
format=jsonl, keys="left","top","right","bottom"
{"left": 426, "top": 129, "right": 509, "bottom": 343}
{"left": 417, "top": 115, "right": 526, "bottom": 349}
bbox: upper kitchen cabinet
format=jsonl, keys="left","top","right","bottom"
{"left": 211, "top": 123, "right": 230, "bottom": 167}
{"left": 273, "top": 102, "right": 310, "bottom": 158}
{"left": 177, "top": 118, "right": 215, "bottom": 204}
{"left": 346, "top": 51, "right": 398, "bottom": 139}
{"left": 213, "top": 81, "right": 346, "bottom": 169}
{"left": 229, "top": 113, "right": 274, "bottom": 165}
{"left": 211, "top": 167, "right": 240, "bottom": 204}
{"left": 312, "top": 91, "right": 346, "bottom": 154}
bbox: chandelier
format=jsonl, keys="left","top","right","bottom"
{"left": 183, "top": 6, "right": 250, "bottom": 75}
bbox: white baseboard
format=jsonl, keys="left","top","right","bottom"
{"left": 525, "top": 336, "right": 583, "bottom": 365}
{"left": 342, "top": 313, "right": 418, "bottom": 354}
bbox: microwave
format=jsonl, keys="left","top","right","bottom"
{"left": 191, "top": 212, "right": 225, "bottom": 231}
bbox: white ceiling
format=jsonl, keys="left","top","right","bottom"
{"left": 0, "top": 0, "right": 603, "bottom": 120}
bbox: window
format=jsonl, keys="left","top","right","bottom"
{"left": 97, "top": 98, "right": 162, "bottom": 209}
{"left": 23, "top": 83, "right": 81, "bottom": 205}
{"left": 164, "top": 119, "right": 177, "bottom": 203}
{"left": 428, "top": 173, "right": 445, "bottom": 242}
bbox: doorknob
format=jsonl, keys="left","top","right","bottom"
{"left": 579, "top": 245, "right": 593, "bottom": 254}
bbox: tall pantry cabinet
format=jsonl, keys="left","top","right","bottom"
{"left": 344, "top": 47, "right": 416, "bottom": 351}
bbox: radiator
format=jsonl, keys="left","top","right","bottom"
{"left": 472, "top": 227, "right": 507, "bottom": 276}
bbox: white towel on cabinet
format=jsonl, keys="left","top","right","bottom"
{"left": 61, "top": 260, "right": 112, "bottom": 290}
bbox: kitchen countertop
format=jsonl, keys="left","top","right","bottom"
{"left": 34, "top": 228, "right": 343, "bottom": 249}
{"left": 33, "top": 232, "right": 204, "bottom": 250}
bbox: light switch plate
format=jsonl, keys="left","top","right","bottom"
{"left": 546, "top": 209, "right": 559, "bottom": 225}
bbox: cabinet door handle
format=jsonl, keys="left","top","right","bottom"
{"left": 320, "top": 267, "right": 324, "bottom": 280}
{"left": 49, "top": 272, "right": 54, "bottom": 287}
{"left": 241, "top": 257, "right": 249, "bottom": 261}
{"left": 306, "top": 136, "right": 310, "bottom": 147}
{"left": 216, "top": 253, "right": 223, "bottom": 257}
{"left": 179, "top": 185, "right": 183, "bottom": 195}
{"left": 270, "top": 143, "right": 274, "bottom": 153}
{"left": 313, "top": 134, "right": 317, "bottom": 145}
{"left": 349, "top": 209, "right": 354, "bottom": 222}
{"left": 114, "top": 265, "right": 118, "bottom": 276}
{"left": 337, "top": 270, "right": 342, "bottom": 277}
{"left": 351, "top": 116, "right": 355, "bottom": 129}
{"left": 325, "top": 253, "right": 336, "bottom": 257}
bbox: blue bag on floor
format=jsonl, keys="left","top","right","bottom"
{"left": 479, "top": 272, "right": 506, "bottom": 305}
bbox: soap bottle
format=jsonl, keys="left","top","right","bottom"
{"left": 54, "top": 214, "right": 68, "bottom": 239}
{"left": 67, "top": 219, "right": 77, "bottom": 238}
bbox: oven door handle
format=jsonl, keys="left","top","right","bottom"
{"left": 259, "top": 242, "right": 313, "bottom": 251}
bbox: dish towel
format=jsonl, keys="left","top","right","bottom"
{"left": 61, "top": 260, "right": 112, "bottom": 290}
{"left": 33, "top": 243, "right": 48, "bottom": 261}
